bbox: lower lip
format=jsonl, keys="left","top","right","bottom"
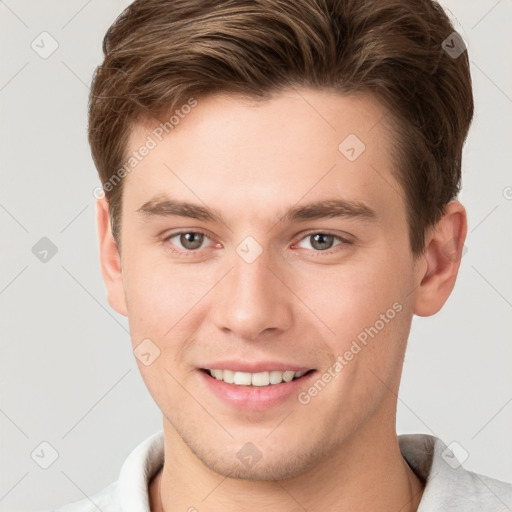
{"left": 198, "top": 370, "right": 316, "bottom": 411}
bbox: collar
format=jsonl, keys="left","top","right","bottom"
{"left": 115, "top": 431, "right": 512, "bottom": 511}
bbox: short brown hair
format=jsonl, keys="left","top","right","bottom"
{"left": 88, "top": 0, "right": 473, "bottom": 255}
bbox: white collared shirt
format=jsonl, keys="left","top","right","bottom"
{"left": 53, "top": 431, "right": 512, "bottom": 511}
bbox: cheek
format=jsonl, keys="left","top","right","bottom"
{"left": 122, "top": 254, "right": 216, "bottom": 344}
{"left": 293, "top": 255, "right": 415, "bottom": 400}
{"left": 332, "top": 255, "right": 415, "bottom": 378}
{"left": 294, "top": 254, "right": 411, "bottom": 339}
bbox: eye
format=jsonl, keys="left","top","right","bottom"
{"left": 165, "top": 231, "right": 212, "bottom": 252}
{"left": 164, "top": 230, "right": 351, "bottom": 256}
{"left": 294, "top": 232, "right": 349, "bottom": 253}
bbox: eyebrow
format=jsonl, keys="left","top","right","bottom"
{"left": 137, "top": 194, "right": 377, "bottom": 224}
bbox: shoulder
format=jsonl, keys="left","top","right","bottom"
{"left": 52, "top": 481, "right": 120, "bottom": 512}
{"left": 50, "top": 431, "right": 164, "bottom": 512}
{"left": 399, "top": 433, "right": 512, "bottom": 512}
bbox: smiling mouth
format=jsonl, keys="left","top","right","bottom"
{"left": 200, "top": 368, "right": 315, "bottom": 387}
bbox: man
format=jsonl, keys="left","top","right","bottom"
{"left": 55, "top": 0, "right": 512, "bottom": 510}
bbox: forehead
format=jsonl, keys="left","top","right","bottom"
{"left": 122, "top": 88, "right": 404, "bottom": 227}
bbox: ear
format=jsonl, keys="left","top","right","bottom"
{"left": 96, "top": 198, "right": 128, "bottom": 316}
{"left": 413, "top": 200, "right": 467, "bottom": 317}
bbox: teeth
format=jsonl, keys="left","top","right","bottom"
{"left": 282, "top": 370, "right": 295, "bottom": 382}
{"left": 233, "top": 371, "right": 252, "bottom": 386}
{"left": 269, "top": 370, "right": 284, "bottom": 384}
{"left": 251, "top": 371, "right": 270, "bottom": 387}
{"left": 207, "top": 369, "right": 309, "bottom": 386}
{"left": 211, "top": 369, "right": 223, "bottom": 380}
{"left": 223, "top": 369, "right": 235, "bottom": 384}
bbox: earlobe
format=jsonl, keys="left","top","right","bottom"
{"left": 96, "top": 198, "right": 128, "bottom": 316}
{"left": 413, "top": 201, "right": 467, "bottom": 317}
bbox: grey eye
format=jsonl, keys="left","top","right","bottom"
{"left": 310, "top": 233, "right": 335, "bottom": 250}
{"left": 298, "top": 233, "right": 341, "bottom": 251}
{"left": 171, "top": 232, "right": 205, "bottom": 250}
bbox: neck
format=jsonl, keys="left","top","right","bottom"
{"left": 149, "top": 416, "right": 424, "bottom": 512}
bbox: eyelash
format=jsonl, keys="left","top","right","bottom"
{"left": 163, "top": 229, "right": 352, "bottom": 257}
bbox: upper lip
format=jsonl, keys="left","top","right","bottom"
{"left": 199, "top": 360, "right": 313, "bottom": 373}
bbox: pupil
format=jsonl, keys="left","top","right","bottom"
{"left": 181, "top": 233, "right": 203, "bottom": 249}
{"left": 312, "top": 233, "right": 333, "bottom": 250}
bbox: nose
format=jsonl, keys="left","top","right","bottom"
{"left": 211, "top": 247, "right": 293, "bottom": 341}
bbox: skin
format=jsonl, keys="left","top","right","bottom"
{"left": 97, "top": 88, "right": 467, "bottom": 511}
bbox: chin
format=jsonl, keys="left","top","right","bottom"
{"left": 184, "top": 434, "right": 335, "bottom": 482}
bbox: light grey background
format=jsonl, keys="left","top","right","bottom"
{"left": 1, "top": 1, "right": 511, "bottom": 511}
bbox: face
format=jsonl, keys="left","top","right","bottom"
{"left": 107, "top": 88, "right": 427, "bottom": 480}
